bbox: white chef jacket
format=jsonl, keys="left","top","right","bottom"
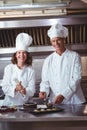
{"left": 40, "top": 49, "right": 86, "bottom": 104}
{"left": 2, "top": 64, "right": 35, "bottom": 106}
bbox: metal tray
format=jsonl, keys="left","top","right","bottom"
{"left": 0, "top": 106, "right": 17, "bottom": 113}
{"left": 30, "top": 107, "right": 64, "bottom": 114}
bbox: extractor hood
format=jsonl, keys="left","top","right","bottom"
{"left": 0, "top": 1, "right": 71, "bottom": 11}
{"left": 0, "top": 0, "right": 71, "bottom": 18}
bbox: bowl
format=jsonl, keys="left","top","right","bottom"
{"left": 23, "top": 102, "right": 37, "bottom": 108}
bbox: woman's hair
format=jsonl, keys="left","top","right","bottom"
{"left": 11, "top": 52, "right": 32, "bottom": 66}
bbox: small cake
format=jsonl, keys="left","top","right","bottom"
{"left": 34, "top": 109, "right": 40, "bottom": 112}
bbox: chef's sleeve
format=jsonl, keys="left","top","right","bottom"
{"left": 40, "top": 59, "right": 50, "bottom": 96}
{"left": 60, "top": 53, "right": 82, "bottom": 100}
{"left": 25, "top": 69, "right": 36, "bottom": 98}
{"left": 2, "top": 65, "right": 16, "bottom": 98}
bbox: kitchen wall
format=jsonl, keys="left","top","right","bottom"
{"left": 0, "top": 0, "right": 87, "bottom": 97}
{"left": 0, "top": 55, "right": 87, "bottom": 97}
{"left": 81, "top": 57, "right": 87, "bottom": 77}
{"left": 0, "top": 56, "right": 87, "bottom": 80}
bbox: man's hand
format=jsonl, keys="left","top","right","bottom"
{"left": 39, "top": 92, "right": 46, "bottom": 99}
{"left": 54, "top": 94, "right": 64, "bottom": 104}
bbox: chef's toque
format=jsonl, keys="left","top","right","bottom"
{"left": 16, "top": 33, "right": 32, "bottom": 52}
{"left": 47, "top": 24, "right": 68, "bottom": 39}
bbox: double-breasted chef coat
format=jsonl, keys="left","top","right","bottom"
{"left": 40, "top": 49, "right": 86, "bottom": 104}
{"left": 2, "top": 64, "right": 35, "bottom": 106}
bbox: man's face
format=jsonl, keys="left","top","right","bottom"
{"left": 50, "top": 37, "right": 65, "bottom": 52}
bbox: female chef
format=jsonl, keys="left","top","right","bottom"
{"left": 2, "top": 33, "right": 35, "bottom": 106}
{"left": 39, "top": 23, "right": 86, "bottom": 104}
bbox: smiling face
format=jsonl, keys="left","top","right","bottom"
{"left": 50, "top": 37, "right": 66, "bottom": 55}
{"left": 16, "top": 50, "right": 27, "bottom": 68}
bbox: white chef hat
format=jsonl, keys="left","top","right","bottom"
{"left": 16, "top": 33, "right": 33, "bottom": 52}
{"left": 47, "top": 23, "right": 68, "bottom": 39}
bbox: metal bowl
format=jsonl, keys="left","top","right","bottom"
{"left": 23, "top": 102, "right": 37, "bottom": 108}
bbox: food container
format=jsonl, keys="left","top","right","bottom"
{"left": 0, "top": 106, "right": 17, "bottom": 113}
{"left": 30, "top": 107, "right": 64, "bottom": 114}
{"left": 23, "top": 102, "right": 37, "bottom": 108}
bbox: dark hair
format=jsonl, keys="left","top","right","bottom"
{"left": 11, "top": 52, "right": 32, "bottom": 66}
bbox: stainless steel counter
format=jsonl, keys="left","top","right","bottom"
{"left": 0, "top": 104, "right": 87, "bottom": 130}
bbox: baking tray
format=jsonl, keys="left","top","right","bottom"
{"left": 30, "top": 107, "right": 64, "bottom": 114}
{"left": 0, "top": 106, "right": 17, "bottom": 113}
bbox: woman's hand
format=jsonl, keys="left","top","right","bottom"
{"left": 15, "top": 81, "right": 23, "bottom": 91}
{"left": 15, "top": 81, "right": 26, "bottom": 95}
{"left": 20, "top": 88, "right": 26, "bottom": 95}
{"left": 54, "top": 94, "right": 64, "bottom": 104}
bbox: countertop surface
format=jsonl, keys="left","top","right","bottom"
{"left": 0, "top": 104, "right": 87, "bottom": 122}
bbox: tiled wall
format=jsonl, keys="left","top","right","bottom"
{"left": 81, "top": 57, "right": 87, "bottom": 77}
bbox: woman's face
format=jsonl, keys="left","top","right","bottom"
{"left": 16, "top": 50, "right": 27, "bottom": 65}
{"left": 50, "top": 37, "right": 65, "bottom": 52}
